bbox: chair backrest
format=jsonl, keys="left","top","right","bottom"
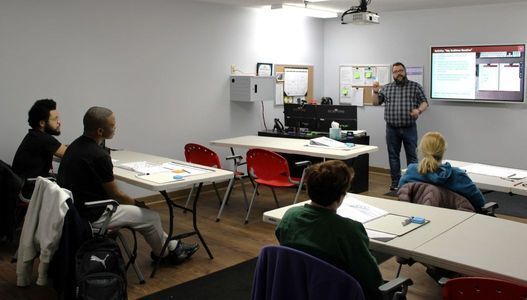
{"left": 251, "top": 245, "right": 365, "bottom": 300}
{"left": 246, "top": 148, "right": 291, "bottom": 182}
{"left": 184, "top": 143, "right": 222, "bottom": 169}
{"left": 0, "top": 160, "right": 24, "bottom": 241}
{"left": 442, "top": 277, "right": 527, "bottom": 300}
{"left": 398, "top": 182, "right": 475, "bottom": 212}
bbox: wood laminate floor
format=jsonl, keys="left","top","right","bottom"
{"left": 0, "top": 170, "right": 524, "bottom": 299}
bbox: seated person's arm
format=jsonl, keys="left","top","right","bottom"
{"left": 456, "top": 172, "right": 485, "bottom": 209}
{"left": 102, "top": 180, "right": 135, "bottom": 206}
{"left": 351, "top": 226, "right": 384, "bottom": 298}
{"left": 54, "top": 144, "right": 67, "bottom": 158}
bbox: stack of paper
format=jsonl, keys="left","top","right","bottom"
{"left": 351, "top": 130, "right": 367, "bottom": 137}
{"left": 308, "top": 137, "right": 351, "bottom": 150}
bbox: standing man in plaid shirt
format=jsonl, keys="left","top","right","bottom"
{"left": 372, "top": 62, "right": 428, "bottom": 191}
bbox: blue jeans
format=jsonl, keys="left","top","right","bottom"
{"left": 386, "top": 124, "right": 418, "bottom": 186}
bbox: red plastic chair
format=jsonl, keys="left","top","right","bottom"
{"left": 442, "top": 277, "right": 527, "bottom": 300}
{"left": 245, "top": 148, "right": 309, "bottom": 224}
{"left": 184, "top": 143, "right": 248, "bottom": 221}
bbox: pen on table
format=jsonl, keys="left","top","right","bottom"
{"left": 508, "top": 173, "right": 517, "bottom": 178}
{"left": 401, "top": 217, "right": 412, "bottom": 226}
{"left": 513, "top": 181, "right": 524, "bottom": 187}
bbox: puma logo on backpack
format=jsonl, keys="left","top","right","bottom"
{"left": 76, "top": 237, "right": 127, "bottom": 300}
{"left": 90, "top": 254, "right": 110, "bottom": 269}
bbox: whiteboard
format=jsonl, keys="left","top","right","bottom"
{"left": 284, "top": 68, "right": 308, "bottom": 96}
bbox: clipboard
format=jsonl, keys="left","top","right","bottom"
{"left": 363, "top": 213, "right": 429, "bottom": 236}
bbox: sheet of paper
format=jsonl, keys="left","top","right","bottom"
{"left": 309, "top": 137, "right": 350, "bottom": 150}
{"left": 351, "top": 67, "right": 365, "bottom": 86}
{"left": 499, "top": 63, "right": 521, "bottom": 91}
{"left": 161, "top": 162, "right": 213, "bottom": 177}
{"left": 117, "top": 161, "right": 169, "bottom": 175}
{"left": 406, "top": 66, "right": 424, "bottom": 86}
{"left": 349, "top": 87, "right": 364, "bottom": 106}
{"left": 461, "top": 163, "right": 527, "bottom": 179}
{"left": 275, "top": 82, "right": 284, "bottom": 105}
{"left": 337, "top": 195, "right": 388, "bottom": 223}
{"left": 478, "top": 64, "right": 499, "bottom": 91}
{"left": 340, "top": 66, "right": 353, "bottom": 84}
{"left": 137, "top": 172, "right": 184, "bottom": 184}
{"left": 284, "top": 68, "right": 308, "bottom": 96}
{"left": 376, "top": 66, "right": 391, "bottom": 85}
{"left": 366, "top": 229, "right": 396, "bottom": 242}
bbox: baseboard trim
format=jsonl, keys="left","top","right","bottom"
{"left": 369, "top": 166, "right": 390, "bottom": 175}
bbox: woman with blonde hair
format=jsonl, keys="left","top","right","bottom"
{"left": 398, "top": 131, "right": 485, "bottom": 211}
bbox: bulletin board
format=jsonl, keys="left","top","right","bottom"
{"left": 339, "top": 64, "right": 391, "bottom": 106}
{"left": 275, "top": 64, "right": 314, "bottom": 105}
{"left": 339, "top": 64, "right": 424, "bottom": 106}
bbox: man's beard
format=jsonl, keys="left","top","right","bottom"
{"left": 395, "top": 75, "right": 408, "bottom": 86}
{"left": 44, "top": 123, "right": 61, "bottom": 136}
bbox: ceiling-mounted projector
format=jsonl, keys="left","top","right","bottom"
{"left": 341, "top": 0, "right": 379, "bottom": 25}
{"left": 341, "top": 11, "right": 379, "bottom": 24}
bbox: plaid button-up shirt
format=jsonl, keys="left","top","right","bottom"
{"left": 378, "top": 80, "right": 427, "bottom": 127}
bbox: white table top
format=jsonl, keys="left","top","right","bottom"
{"left": 263, "top": 193, "right": 475, "bottom": 259}
{"left": 412, "top": 214, "right": 527, "bottom": 285}
{"left": 111, "top": 150, "right": 233, "bottom": 191}
{"left": 448, "top": 160, "right": 527, "bottom": 196}
{"left": 210, "top": 135, "right": 378, "bottom": 160}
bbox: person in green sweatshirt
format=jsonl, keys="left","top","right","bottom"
{"left": 275, "top": 160, "right": 384, "bottom": 300}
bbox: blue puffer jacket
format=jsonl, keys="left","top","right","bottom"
{"left": 399, "top": 162, "right": 485, "bottom": 210}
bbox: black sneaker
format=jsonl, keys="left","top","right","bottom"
{"left": 151, "top": 242, "right": 199, "bottom": 265}
{"left": 178, "top": 241, "right": 199, "bottom": 256}
{"left": 389, "top": 184, "right": 398, "bottom": 191}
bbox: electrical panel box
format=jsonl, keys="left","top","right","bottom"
{"left": 230, "top": 76, "right": 276, "bottom": 102}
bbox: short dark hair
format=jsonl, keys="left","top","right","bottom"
{"left": 392, "top": 62, "right": 406, "bottom": 71}
{"left": 83, "top": 106, "right": 113, "bottom": 133}
{"left": 28, "top": 99, "right": 56, "bottom": 129}
{"left": 305, "top": 160, "right": 354, "bottom": 206}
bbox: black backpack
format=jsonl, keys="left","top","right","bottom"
{"left": 75, "top": 236, "right": 127, "bottom": 300}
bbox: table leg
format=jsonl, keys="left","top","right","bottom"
{"left": 190, "top": 183, "right": 214, "bottom": 259}
{"left": 216, "top": 177, "right": 235, "bottom": 222}
{"left": 150, "top": 190, "right": 174, "bottom": 278}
